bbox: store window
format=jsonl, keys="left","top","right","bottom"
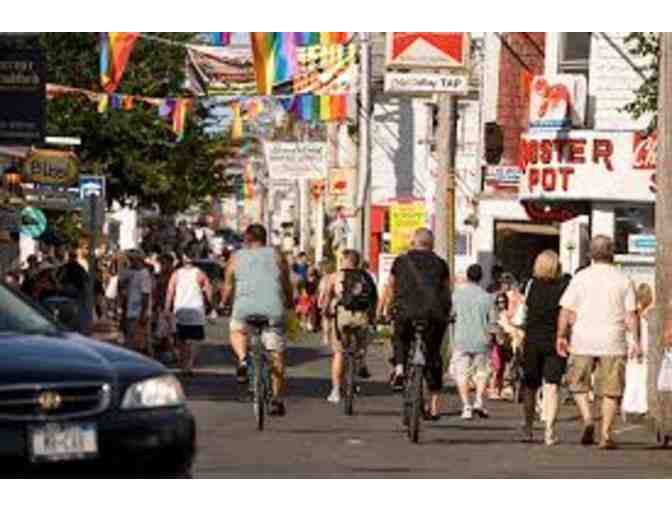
{"left": 615, "top": 206, "right": 655, "bottom": 256}
{"left": 558, "top": 32, "right": 592, "bottom": 81}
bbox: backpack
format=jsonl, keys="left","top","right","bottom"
{"left": 339, "top": 268, "right": 376, "bottom": 313}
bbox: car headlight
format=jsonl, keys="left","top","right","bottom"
{"left": 121, "top": 375, "right": 186, "bottom": 410}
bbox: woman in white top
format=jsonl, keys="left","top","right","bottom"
{"left": 623, "top": 283, "right": 654, "bottom": 419}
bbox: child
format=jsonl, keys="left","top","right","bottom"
{"left": 295, "top": 283, "right": 315, "bottom": 331}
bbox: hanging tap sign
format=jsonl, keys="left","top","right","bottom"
{"left": 264, "top": 142, "right": 328, "bottom": 180}
{"left": 0, "top": 49, "right": 46, "bottom": 146}
{"left": 22, "top": 150, "right": 79, "bottom": 187}
{"left": 519, "top": 130, "right": 656, "bottom": 204}
{"left": 386, "top": 33, "right": 470, "bottom": 69}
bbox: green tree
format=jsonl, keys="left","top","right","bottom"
{"left": 37, "top": 32, "right": 227, "bottom": 212}
{"left": 623, "top": 32, "right": 660, "bottom": 130}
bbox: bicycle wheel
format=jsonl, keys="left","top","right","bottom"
{"left": 254, "top": 351, "right": 265, "bottom": 431}
{"left": 407, "top": 366, "right": 423, "bottom": 443}
{"left": 343, "top": 352, "right": 355, "bottom": 416}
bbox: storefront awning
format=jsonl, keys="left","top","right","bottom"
{"left": 495, "top": 221, "right": 559, "bottom": 236}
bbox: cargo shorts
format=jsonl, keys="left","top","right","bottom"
{"left": 566, "top": 354, "right": 627, "bottom": 398}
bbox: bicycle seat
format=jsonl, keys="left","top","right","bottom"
{"left": 411, "top": 319, "right": 431, "bottom": 332}
{"left": 245, "top": 314, "right": 270, "bottom": 328}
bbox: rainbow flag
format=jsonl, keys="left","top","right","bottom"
{"left": 294, "top": 32, "right": 349, "bottom": 46}
{"left": 100, "top": 32, "right": 140, "bottom": 93}
{"left": 250, "top": 32, "right": 297, "bottom": 95}
{"left": 288, "top": 94, "right": 347, "bottom": 122}
{"left": 172, "top": 99, "right": 191, "bottom": 141}
{"left": 231, "top": 101, "right": 243, "bottom": 140}
{"left": 211, "top": 32, "right": 232, "bottom": 46}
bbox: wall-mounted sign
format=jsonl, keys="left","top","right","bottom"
{"left": 389, "top": 201, "right": 427, "bottom": 255}
{"left": 384, "top": 72, "right": 468, "bottom": 95}
{"left": 20, "top": 206, "right": 47, "bottom": 239}
{"left": 483, "top": 165, "right": 523, "bottom": 192}
{"left": 264, "top": 142, "right": 327, "bottom": 180}
{"left": 23, "top": 150, "right": 79, "bottom": 187}
{"left": 529, "top": 74, "right": 587, "bottom": 129}
{"left": 0, "top": 49, "right": 46, "bottom": 146}
{"left": 628, "top": 234, "right": 656, "bottom": 255}
{"left": 633, "top": 131, "right": 656, "bottom": 170}
{"left": 519, "top": 131, "right": 655, "bottom": 203}
{"left": 386, "top": 32, "right": 470, "bottom": 69}
{"left": 327, "top": 167, "right": 357, "bottom": 215}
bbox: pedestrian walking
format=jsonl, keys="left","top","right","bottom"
{"left": 450, "top": 264, "right": 497, "bottom": 420}
{"left": 119, "top": 249, "right": 153, "bottom": 355}
{"left": 622, "top": 283, "right": 654, "bottom": 419}
{"left": 519, "top": 250, "right": 571, "bottom": 445}
{"left": 557, "top": 236, "right": 641, "bottom": 449}
{"left": 165, "top": 243, "right": 213, "bottom": 376}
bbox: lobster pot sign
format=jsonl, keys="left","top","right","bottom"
{"left": 529, "top": 74, "right": 587, "bottom": 129}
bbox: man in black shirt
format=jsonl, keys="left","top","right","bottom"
{"left": 378, "top": 228, "right": 452, "bottom": 420}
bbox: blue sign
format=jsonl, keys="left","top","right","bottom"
{"left": 20, "top": 207, "right": 47, "bottom": 239}
{"left": 629, "top": 234, "right": 656, "bottom": 255}
{"left": 79, "top": 175, "right": 106, "bottom": 200}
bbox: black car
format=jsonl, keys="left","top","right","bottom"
{"left": 0, "top": 283, "right": 196, "bottom": 477}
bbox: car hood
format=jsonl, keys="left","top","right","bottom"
{"left": 0, "top": 332, "right": 165, "bottom": 387}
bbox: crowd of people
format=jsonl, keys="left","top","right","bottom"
{"left": 3, "top": 222, "right": 654, "bottom": 448}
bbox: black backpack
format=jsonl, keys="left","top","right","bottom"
{"left": 339, "top": 269, "right": 376, "bottom": 313}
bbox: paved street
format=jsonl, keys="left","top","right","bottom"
{"left": 182, "top": 322, "right": 672, "bottom": 478}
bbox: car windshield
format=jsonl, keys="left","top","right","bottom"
{"left": 0, "top": 285, "right": 61, "bottom": 337}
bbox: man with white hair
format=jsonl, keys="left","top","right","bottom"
{"left": 557, "top": 235, "right": 640, "bottom": 449}
{"left": 378, "top": 228, "right": 452, "bottom": 420}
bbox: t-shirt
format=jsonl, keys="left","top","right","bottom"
{"left": 390, "top": 250, "right": 451, "bottom": 322}
{"left": 120, "top": 268, "right": 153, "bottom": 319}
{"left": 525, "top": 277, "right": 571, "bottom": 344}
{"left": 452, "top": 283, "right": 496, "bottom": 353}
{"left": 559, "top": 263, "right": 636, "bottom": 356}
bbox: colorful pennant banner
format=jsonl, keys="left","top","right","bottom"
{"left": 294, "top": 32, "right": 349, "bottom": 46}
{"left": 100, "top": 32, "right": 140, "bottom": 93}
{"left": 283, "top": 94, "right": 348, "bottom": 122}
{"left": 250, "top": 32, "right": 298, "bottom": 95}
{"left": 211, "top": 32, "right": 232, "bottom": 46}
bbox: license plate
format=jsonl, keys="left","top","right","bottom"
{"left": 29, "top": 423, "right": 98, "bottom": 463}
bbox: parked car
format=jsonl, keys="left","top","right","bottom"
{"left": 0, "top": 283, "right": 196, "bottom": 477}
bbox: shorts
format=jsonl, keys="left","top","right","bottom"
{"left": 230, "top": 318, "right": 287, "bottom": 353}
{"left": 327, "top": 308, "right": 370, "bottom": 354}
{"left": 176, "top": 324, "right": 205, "bottom": 343}
{"left": 523, "top": 340, "right": 567, "bottom": 388}
{"left": 450, "top": 350, "right": 490, "bottom": 384}
{"left": 567, "top": 354, "right": 627, "bottom": 398}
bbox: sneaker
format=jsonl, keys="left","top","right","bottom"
{"left": 461, "top": 406, "right": 473, "bottom": 420}
{"left": 545, "top": 427, "right": 558, "bottom": 446}
{"left": 327, "top": 389, "right": 341, "bottom": 404}
{"left": 237, "top": 364, "right": 249, "bottom": 384}
{"left": 581, "top": 423, "right": 596, "bottom": 446}
{"left": 598, "top": 437, "right": 617, "bottom": 450}
{"left": 357, "top": 365, "right": 372, "bottom": 379}
{"left": 390, "top": 373, "right": 405, "bottom": 392}
{"left": 520, "top": 424, "right": 534, "bottom": 443}
{"left": 269, "top": 400, "right": 286, "bottom": 417}
{"left": 473, "top": 404, "right": 489, "bottom": 419}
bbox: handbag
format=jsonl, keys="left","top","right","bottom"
{"left": 657, "top": 349, "right": 672, "bottom": 392}
{"left": 511, "top": 279, "right": 533, "bottom": 329}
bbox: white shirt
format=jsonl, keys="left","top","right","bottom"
{"left": 120, "top": 268, "right": 153, "bottom": 319}
{"left": 560, "top": 263, "right": 636, "bottom": 356}
{"left": 173, "top": 267, "right": 206, "bottom": 326}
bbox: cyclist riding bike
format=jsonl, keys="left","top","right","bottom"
{"left": 321, "top": 249, "right": 377, "bottom": 404}
{"left": 220, "top": 224, "right": 294, "bottom": 417}
{"left": 378, "top": 228, "right": 452, "bottom": 421}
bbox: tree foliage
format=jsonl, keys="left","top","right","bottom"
{"left": 35, "top": 32, "right": 228, "bottom": 214}
{"left": 623, "top": 32, "right": 660, "bottom": 130}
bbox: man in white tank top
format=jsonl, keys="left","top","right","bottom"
{"left": 166, "top": 243, "right": 213, "bottom": 376}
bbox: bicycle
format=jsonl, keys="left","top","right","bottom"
{"left": 340, "top": 324, "right": 364, "bottom": 416}
{"left": 244, "top": 314, "right": 273, "bottom": 431}
{"left": 403, "top": 319, "right": 429, "bottom": 444}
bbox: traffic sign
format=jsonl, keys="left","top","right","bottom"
{"left": 20, "top": 206, "right": 47, "bottom": 239}
{"left": 79, "top": 175, "right": 106, "bottom": 200}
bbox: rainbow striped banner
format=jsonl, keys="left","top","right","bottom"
{"left": 285, "top": 94, "right": 347, "bottom": 122}
{"left": 294, "top": 32, "right": 349, "bottom": 46}
{"left": 100, "top": 32, "right": 140, "bottom": 93}
{"left": 211, "top": 32, "right": 232, "bottom": 46}
{"left": 250, "top": 32, "right": 298, "bottom": 95}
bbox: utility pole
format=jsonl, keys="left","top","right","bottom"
{"left": 434, "top": 93, "right": 458, "bottom": 268}
{"left": 658, "top": 32, "right": 672, "bottom": 349}
{"left": 355, "top": 31, "right": 372, "bottom": 253}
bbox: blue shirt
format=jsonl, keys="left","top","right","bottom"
{"left": 452, "top": 283, "right": 496, "bottom": 353}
